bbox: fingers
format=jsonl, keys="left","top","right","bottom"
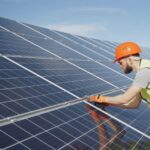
{"left": 88, "top": 95, "right": 97, "bottom": 102}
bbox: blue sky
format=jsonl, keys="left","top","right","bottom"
{"left": 0, "top": 0, "right": 150, "bottom": 47}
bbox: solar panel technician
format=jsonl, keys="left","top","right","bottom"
{"left": 88, "top": 42, "right": 150, "bottom": 108}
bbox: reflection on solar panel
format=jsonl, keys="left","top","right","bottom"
{"left": 0, "top": 17, "right": 150, "bottom": 149}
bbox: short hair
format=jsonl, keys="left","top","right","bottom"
{"left": 132, "top": 53, "right": 140, "bottom": 57}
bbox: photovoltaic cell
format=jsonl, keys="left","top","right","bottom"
{"left": 0, "top": 17, "right": 44, "bottom": 38}
{"left": 23, "top": 24, "right": 135, "bottom": 80}
{"left": 0, "top": 103, "right": 149, "bottom": 150}
{"left": 0, "top": 18, "right": 86, "bottom": 60}
{"left": 0, "top": 56, "right": 75, "bottom": 119}
{"left": 0, "top": 27, "right": 55, "bottom": 57}
{"left": 25, "top": 24, "right": 112, "bottom": 62}
{"left": 11, "top": 57, "right": 117, "bottom": 97}
{"left": 105, "top": 103, "right": 150, "bottom": 135}
{"left": 0, "top": 17, "right": 150, "bottom": 149}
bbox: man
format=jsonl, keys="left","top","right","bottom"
{"left": 88, "top": 42, "right": 150, "bottom": 108}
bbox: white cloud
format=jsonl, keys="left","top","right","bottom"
{"left": 47, "top": 23, "right": 108, "bottom": 36}
{"left": 67, "top": 6, "right": 127, "bottom": 15}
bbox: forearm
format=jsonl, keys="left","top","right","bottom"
{"left": 88, "top": 94, "right": 129, "bottom": 105}
{"left": 106, "top": 94, "right": 141, "bottom": 108}
{"left": 105, "top": 94, "right": 129, "bottom": 105}
{"left": 88, "top": 86, "right": 141, "bottom": 106}
{"left": 117, "top": 94, "right": 141, "bottom": 109}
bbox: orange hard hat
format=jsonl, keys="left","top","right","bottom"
{"left": 114, "top": 42, "right": 141, "bottom": 62}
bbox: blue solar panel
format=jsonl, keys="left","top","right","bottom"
{"left": 0, "top": 17, "right": 150, "bottom": 149}
{"left": 11, "top": 57, "right": 125, "bottom": 96}
{"left": 25, "top": 24, "right": 113, "bottom": 62}
{"left": 0, "top": 27, "right": 54, "bottom": 57}
{"left": 0, "top": 57, "right": 75, "bottom": 119}
{"left": 1, "top": 103, "right": 149, "bottom": 150}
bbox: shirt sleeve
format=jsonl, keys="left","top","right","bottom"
{"left": 132, "top": 68, "right": 150, "bottom": 89}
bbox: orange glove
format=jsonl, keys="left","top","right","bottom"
{"left": 88, "top": 95, "right": 107, "bottom": 103}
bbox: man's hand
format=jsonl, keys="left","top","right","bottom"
{"left": 88, "top": 95, "right": 107, "bottom": 103}
{"left": 88, "top": 95, "right": 100, "bottom": 102}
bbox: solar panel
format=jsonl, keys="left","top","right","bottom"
{"left": 1, "top": 103, "right": 150, "bottom": 150}
{"left": 0, "top": 17, "right": 150, "bottom": 149}
{"left": 0, "top": 27, "right": 55, "bottom": 57}
{"left": 0, "top": 57, "right": 76, "bottom": 119}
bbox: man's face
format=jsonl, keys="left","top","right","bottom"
{"left": 118, "top": 58, "right": 133, "bottom": 74}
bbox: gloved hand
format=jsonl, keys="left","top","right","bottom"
{"left": 88, "top": 95, "right": 107, "bottom": 103}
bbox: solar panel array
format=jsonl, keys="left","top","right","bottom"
{"left": 0, "top": 17, "right": 150, "bottom": 150}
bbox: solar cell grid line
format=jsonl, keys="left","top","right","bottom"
{"left": 104, "top": 90, "right": 150, "bottom": 125}
{"left": 7, "top": 103, "right": 150, "bottom": 149}
{"left": 99, "top": 40, "right": 117, "bottom": 49}
{"left": 63, "top": 34, "right": 139, "bottom": 79}
{"left": 73, "top": 34, "right": 114, "bottom": 58}
{"left": 90, "top": 37, "right": 116, "bottom": 53}
{"left": 45, "top": 29, "right": 113, "bottom": 62}
{"left": 0, "top": 82, "right": 127, "bottom": 127}
{"left": 0, "top": 17, "right": 148, "bottom": 85}
{"left": 42, "top": 103, "right": 150, "bottom": 150}
{"left": 0, "top": 103, "right": 122, "bottom": 149}
{"left": 0, "top": 130, "right": 25, "bottom": 150}
{"left": 68, "top": 34, "right": 133, "bottom": 77}
{"left": 2, "top": 55, "right": 79, "bottom": 98}
{"left": 7, "top": 101, "right": 150, "bottom": 145}
{"left": 105, "top": 103, "right": 150, "bottom": 134}
{"left": 21, "top": 22, "right": 134, "bottom": 82}
{"left": 93, "top": 39, "right": 118, "bottom": 51}
{"left": 96, "top": 126, "right": 129, "bottom": 150}
{"left": 77, "top": 36, "right": 115, "bottom": 57}
{"left": 22, "top": 24, "right": 111, "bottom": 61}
{"left": 0, "top": 17, "right": 149, "bottom": 145}
{"left": 1, "top": 22, "right": 86, "bottom": 61}
{"left": 105, "top": 40, "right": 119, "bottom": 48}
{"left": 98, "top": 104, "right": 150, "bottom": 137}
{"left": 1, "top": 103, "right": 95, "bottom": 150}
{"left": 13, "top": 57, "right": 127, "bottom": 88}
{"left": 0, "top": 27, "right": 54, "bottom": 57}
{"left": 0, "top": 19, "right": 149, "bottom": 125}
{"left": 75, "top": 35, "right": 115, "bottom": 53}
{"left": 0, "top": 24, "right": 115, "bottom": 90}
{"left": 134, "top": 138, "right": 150, "bottom": 150}
{"left": 0, "top": 97, "right": 84, "bottom": 128}
{"left": 1, "top": 21, "right": 132, "bottom": 93}
{"left": 1, "top": 102, "right": 148, "bottom": 150}
{"left": 5, "top": 116, "right": 57, "bottom": 150}
{"left": 0, "top": 17, "right": 44, "bottom": 38}
{"left": 51, "top": 30, "right": 105, "bottom": 55}
{"left": 11, "top": 56, "right": 126, "bottom": 98}
{"left": 0, "top": 56, "right": 77, "bottom": 119}
{"left": 98, "top": 96, "right": 150, "bottom": 132}
{"left": 35, "top": 117, "right": 95, "bottom": 150}
{"left": 69, "top": 60, "right": 132, "bottom": 88}
{"left": 0, "top": 25, "right": 85, "bottom": 61}
{"left": 85, "top": 101, "right": 150, "bottom": 139}
{"left": 14, "top": 25, "right": 134, "bottom": 89}
{"left": 58, "top": 105, "right": 126, "bottom": 148}
{"left": 131, "top": 126, "right": 150, "bottom": 150}
{"left": 0, "top": 21, "right": 148, "bottom": 97}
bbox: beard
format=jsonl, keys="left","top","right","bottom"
{"left": 124, "top": 64, "right": 133, "bottom": 74}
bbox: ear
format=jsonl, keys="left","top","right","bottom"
{"left": 126, "top": 56, "right": 132, "bottom": 65}
{"left": 128, "top": 56, "right": 133, "bottom": 65}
